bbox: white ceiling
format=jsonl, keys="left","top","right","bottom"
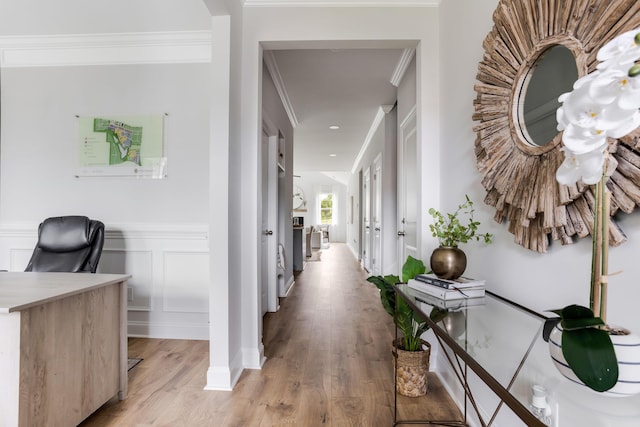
{"left": 267, "top": 48, "right": 405, "bottom": 173}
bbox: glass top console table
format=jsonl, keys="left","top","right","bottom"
{"left": 396, "top": 284, "right": 556, "bottom": 427}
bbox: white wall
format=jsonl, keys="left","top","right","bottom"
{"left": 438, "top": 0, "right": 640, "bottom": 424}
{"left": 439, "top": 0, "right": 640, "bottom": 341}
{"left": 0, "top": 1, "right": 215, "bottom": 342}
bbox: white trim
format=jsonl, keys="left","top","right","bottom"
{"left": 242, "top": 343, "right": 267, "bottom": 369}
{"left": 204, "top": 350, "right": 244, "bottom": 391}
{"left": 284, "top": 276, "right": 296, "bottom": 296}
{"left": 0, "top": 31, "right": 212, "bottom": 68}
{"left": 244, "top": 0, "right": 441, "bottom": 6}
{"left": 162, "top": 250, "right": 210, "bottom": 313}
{"left": 351, "top": 104, "right": 394, "bottom": 174}
{"left": 263, "top": 50, "right": 299, "bottom": 128}
{"left": 127, "top": 320, "right": 210, "bottom": 340}
{"left": 0, "top": 222, "right": 208, "bottom": 241}
{"left": 399, "top": 104, "right": 417, "bottom": 129}
{"left": 390, "top": 48, "right": 416, "bottom": 87}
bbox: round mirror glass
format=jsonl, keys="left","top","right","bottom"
{"left": 520, "top": 45, "right": 579, "bottom": 146}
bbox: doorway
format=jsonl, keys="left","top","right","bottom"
{"left": 397, "top": 107, "right": 418, "bottom": 265}
{"left": 261, "top": 130, "right": 280, "bottom": 315}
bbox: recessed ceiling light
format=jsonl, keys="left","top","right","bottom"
{"left": 329, "top": 154, "right": 337, "bottom": 157}
{"left": 329, "top": 125, "right": 340, "bottom": 130}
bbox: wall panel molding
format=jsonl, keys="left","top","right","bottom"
{"left": 0, "top": 222, "right": 208, "bottom": 241}
{"left": 0, "top": 223, "right": 210, "bottom": 340}
{"left": 162, "top": 251, "right": 209, "bottom": 313}
{"left": 0, "top": 31, "right": 212, "bottom": 68}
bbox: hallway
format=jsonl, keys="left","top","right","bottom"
{"left": 82, "top": 243, "right": 461, "bottom": 426}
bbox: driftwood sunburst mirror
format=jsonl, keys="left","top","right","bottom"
{"left": 473, "top": 0, "right": 640, "bottom": 253}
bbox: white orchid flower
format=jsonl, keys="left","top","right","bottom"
{"left": 597, "top": 27, "right": 640, "bottom": 69}
{"left": 556, "top": 30, "right": 640, "bottom": 187}
{"left": 589, "top": 65, "right": 640, "bottom": 109}
{"left": 556, "top": 147, "right": 606, "bottom": 186}
{"left": 561, "top": 123, "right": 607, "bottom": 154}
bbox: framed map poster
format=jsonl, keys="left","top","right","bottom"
{"left": 76, "top": 114, "right": 166, "bottom": 178}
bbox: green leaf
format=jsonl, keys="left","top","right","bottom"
{"left": 561, "top": 327, "right": 618, "bottom": 392}
{"left": 561, "top": 304, "right": 595, "bottom": 319}
{"left": 562, "top": 317, "right": 605, "bottom": 331}
{"left": 402, "top": 256, "right": 426, "bottom": 282}
{"left": 559, "top": 304, "right": 605, "bottom": 331}
{"left": 366, "top": 276, "right": 395, "bottom": 318}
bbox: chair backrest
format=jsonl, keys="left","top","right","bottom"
{"left": 25, "top": 216, "right": 105, "bottom": 273}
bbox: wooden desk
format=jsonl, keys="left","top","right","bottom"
{"left": 0, "top": 272, "right": 130, "bottom": 427}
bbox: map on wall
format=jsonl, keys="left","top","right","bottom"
{"left": 76, "top": 115, "right": 166, "bottom": 178}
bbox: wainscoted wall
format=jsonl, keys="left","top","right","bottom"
{"left": 0, "top": 223, "right": 209, "bottom": 340}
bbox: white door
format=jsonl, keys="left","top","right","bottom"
{"left": 261, "top": 133, "right": 279, "bottom": 315}
{"left": 362, "top": 167, "right": 371, "bottom": 271}
{"left": 372, "top": 154, "right": 382, "bottom": 275}
{"left": 398, "top": 108, "right": 418, "bottom": 270}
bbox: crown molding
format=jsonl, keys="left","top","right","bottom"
{"left": 351, "top": 104, "right": 394, "bottom": 174}
{"left": 390, "top": 47, "right": 416, "bottom": 87}
{"left": 263, "top": 50, "right": 300, "bottom": 128}
{"left": 0, "top": 31, "right": 212, "bottom": 68}
{"left": 244, "top": 0, "right": 440, "bottom": 6}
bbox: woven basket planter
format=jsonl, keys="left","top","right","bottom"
{"left": 393, "top": 339, "right": 431, "bottom": 397}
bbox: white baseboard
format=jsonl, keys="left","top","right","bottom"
{"left": 204, "top": 350, "right": 244, "bottom": 391}
{"left": 127, "top": 320, "right": 209, "bottom": 340}
{"left": 284, "top": 276, "right": 295, "bottom": 296}
{"left": 243, "top": 343, "right": 266, "bottom": 369}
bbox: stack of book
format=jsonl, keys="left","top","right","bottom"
{"left": 407, "top": 273, "right": 485, "bottom": 301}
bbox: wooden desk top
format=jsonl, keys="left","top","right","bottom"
{"left": 0, "top": 272, "right": 131, "bottom": 313}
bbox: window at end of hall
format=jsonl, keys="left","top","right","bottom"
{"left": 320, "top": 193, "right": 334, "bottom": 224}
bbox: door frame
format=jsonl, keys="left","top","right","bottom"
{"left": 397, "top": 106, "right": 418, "bottom": 272}
{"left": 261, "top": 121, "right": 280, "bottom": 314}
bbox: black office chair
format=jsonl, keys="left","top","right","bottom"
{"left": 25, "top": 216, "right": 105, "bottom": 273}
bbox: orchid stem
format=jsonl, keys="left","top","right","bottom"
{"left": 591, "top": 179, "right": 602, "bottom": 318}
{"left": 601, "top": 179, "right": 609, "bottom": 323}
{"left": 590, "top": 175, "right": 609, "bottom": 323}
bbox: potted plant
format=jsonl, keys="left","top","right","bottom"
{"left": 367, "top": 256, "right": 447, "bottom": 397}
{"left": 544, "top": 28, "right": 640, "bottom": 396}
{"left": 428, "top": 195, "right": 493, "bottom": 280}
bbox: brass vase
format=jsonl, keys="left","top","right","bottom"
{"left": 430, "top": 246, "right": 467, "bottom": 280}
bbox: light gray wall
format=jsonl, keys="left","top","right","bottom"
{"left": 262, "top": 60, "right": 295, "bottom": 289}
{"left": 0, "top": 65, "right": 210, "bottom": 223}
{"left": 440, "top": 0, "right": 640, "bottom": 334}
{"left": 347, "top": 108, "right": 397, "bottom": 274}
{"left": 440, "top": 0, "right": 640, "bottom": 423}
{"left": 0, "top": 0, "right": 215, "bottom": 344}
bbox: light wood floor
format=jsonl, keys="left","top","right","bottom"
{"left": 80, "top": 243, "right": 463, "bottom": 426}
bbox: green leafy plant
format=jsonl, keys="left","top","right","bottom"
{"left": 428, "top": 195, "right": 493, "bottom": 247}
{"left": 548, "top": 305, "right": 618, "bottom": 392}
{"left": 367, "top": 256, "right": 447, "bottom": 351}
